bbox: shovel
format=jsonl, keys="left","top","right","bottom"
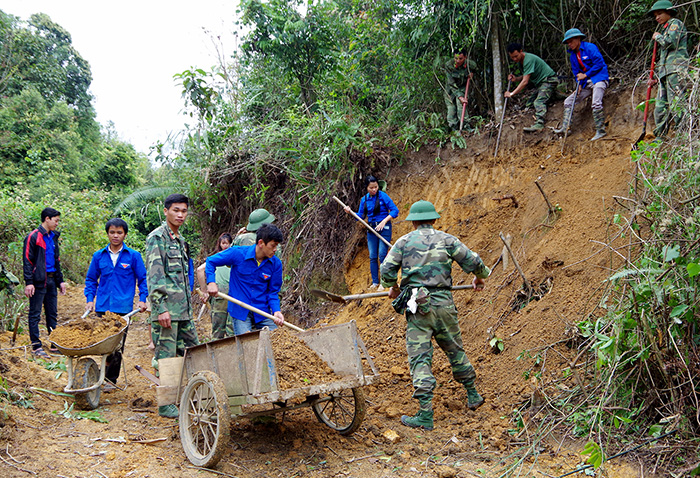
{"left": 560, "top": 80, "right": 584, "bottom": 154}
{"left": 311, "top": 284, "right": 475, "bottom": 304}
{"left": 216, "top": 291, "right": 305, "bottom": 332}
{"left": 459, "top": 75, "right": 472, "bottom": 132}
{"left": 494, "top": 79, "right": 512, "bottom": 157}
{"left": 633, "top": 41, "right": 658, "bottom": 149}
{"left": 333, "top": 195, "right": 393, "bottom": 249}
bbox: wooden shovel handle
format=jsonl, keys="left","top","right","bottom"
{"left": 216, "top": 291, "right": 305, "bottom": 332}
{"left": 333, "top": 196, "right": 393, "bottom": 249}
{"left": 343, "top": 284, "right": 475, "bottom": 301}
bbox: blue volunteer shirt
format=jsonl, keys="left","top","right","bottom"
{"left": 45, "top": 231, "right": 56, "bottom": 273}
{"left": 205, "top": 245, "right": 283, "bottom": 325}
{"left": 355, "top": 190, "right": 399, "bottom": 224}
{"left": 568, "top": 41, "right": 609, "bottom": 85}
{"left": 84, "top": 245, "right": 148, "bottom": 314}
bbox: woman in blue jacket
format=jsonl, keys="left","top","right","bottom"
{"left": 554, "top": 28, "right": 610, "bottom": 141}
{"left": 344, "top": 176, "right": 399, "bottom": 290}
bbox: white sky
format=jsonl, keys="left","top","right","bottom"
{"left": 3, "top": 0, "right": 239, "bottom": 155}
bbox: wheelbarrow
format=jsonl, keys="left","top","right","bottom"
{"left": 163, "top": 319, "right": 379, "bottom": 467}
{"left": 51, "top": 309, "right": 139, "bottom": 410}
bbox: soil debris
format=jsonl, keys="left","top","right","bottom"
{"left": 49, "top": 311, "right": 126, "bottom": 349}
{"left": 270, "top": 327, "right": 338, "bottom": 389}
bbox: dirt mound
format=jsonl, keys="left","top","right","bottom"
{"left": 49, "top": 311, "right": 126, "bottom": 349}
{"left": 271, "top": 327, "right": 338, "bottom": 389}
{"left": 0, "top": 86, "right": 648, "bottom": 477}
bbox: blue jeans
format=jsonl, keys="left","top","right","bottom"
{"left": 233, "top": 312, "right": 278, "bottom": 335}
{"left": 367, "top": 223, "right": 392, "bottom": 284}
{"left": 28, "top": 276, "right": 58, "bottom": 350}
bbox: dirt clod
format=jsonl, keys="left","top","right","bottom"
{"left": 270, "top": 327, "right": 338, "bottom": 389}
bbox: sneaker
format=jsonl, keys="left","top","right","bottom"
{"left": 32, "top": 349, "right": 51, "bottom": 360}
{"left": 158, "top": 404, "right": 179, "bottom": 418}
{"left": 590, "top": 131, "right": 606, "bottom": 141}
{"left": 48, "top": 346, "right": 61, "bottom": 355}
{"left": 400, "top": 410, "right": 434, "bottom": 430}
{"left": 467, "top": 389, "right": 485, "bottom": 410}
{"left": 369, "top": 283, "right": 379, "bottom": 290}
{"left": 523, "top": 123, "right": 544, "bottom": 132}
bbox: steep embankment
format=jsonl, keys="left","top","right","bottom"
{"left": 0, "top": 87, "right": 647, "bottom": 478}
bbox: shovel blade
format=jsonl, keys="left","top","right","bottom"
{"left": 309, "top": 289, "right": 347, "bottom": 304}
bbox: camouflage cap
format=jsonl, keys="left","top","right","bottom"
{"left": 648, "top": 0, "right": 677, "bottom": 15}
{"left": 405, "top": 200, "right": 441, "bottom": 221}
{"left": 247, "top": 208, "right": 275, "bottom": 231}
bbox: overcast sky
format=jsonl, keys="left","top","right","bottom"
{"left": 4, "top": 0, "right": 238, "bottom": 155}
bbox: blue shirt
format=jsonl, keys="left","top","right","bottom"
{"left": 568, "top": 42, "right": 609, "bottom": 85}
{"left": 85, "top": 245, "right": 148, "bottom": 314}
{"left": 355, "top": 191, "right": 399, "bottom": 224}
{"left": 45, "top": 232, "right": 56, "bottom": 273}
{"left": 205, "top": 245, "right": 283, "bottom": 324}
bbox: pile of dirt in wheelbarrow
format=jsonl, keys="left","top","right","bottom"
{"left": 49, "top": 311, "right": 126, "bottom": 349}
{"left": 271, "top": 327, "right": 338, "bottom": 390}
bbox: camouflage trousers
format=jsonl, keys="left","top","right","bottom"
{"left": 527, "top": 76, "right": 558, "bottom": 125}
{"left": 152, "top": 319, "right": 199, "bottom": 364}
{"left": 405, "top": 303, "right": 476, "bottom": 407}
{"left": 444, "top": 92, "right": 469, "bottom": 130}
{"left": 654, "top": 73, "right": 686, "bottom": 138}
{"left": 210, "top": 296, "right": 234, "bottom": 339}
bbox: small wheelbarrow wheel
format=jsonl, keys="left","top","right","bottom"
{"left": 179, "top": 370, "right": 230, "bottom": 468}
{"left": 74, "top": 358, "right": 101, "bottom": 410}
{"left": 312, "top": 387, "right": 366, "bottom": 436}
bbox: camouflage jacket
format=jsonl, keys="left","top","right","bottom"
{"left": 444, "top": 58, "right": 477, "bottom": 100}
{"left": 145, "top": 223, "right": 192, "bottom": 321}
{"left": 656, "top": 18, "right": 688, "bottom": 78}
{"left": 232, "top": 232, "right": 256, "bottom": 247}
{"left": 380, "top": 224, "right": 490, "bottom": 307}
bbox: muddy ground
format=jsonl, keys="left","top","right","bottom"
{"left": 0, "top": 88, "right": 663, "bottom": 477}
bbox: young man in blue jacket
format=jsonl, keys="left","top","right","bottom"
{"left": 23, "top": 207, "right": 67, "bottom": 359}
{"left": 205, "top": 224, "right": 286, "bottom": 335}
{"left": 85, "top": 218, "right": 148, "bottom": 389}
{"left": 553, "top": 29, "right": 610, "bottom": 141}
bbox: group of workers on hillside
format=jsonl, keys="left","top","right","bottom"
{"left": 9, "top": 0, "right": 690, "bottom": 430}
{"left": 447, "top": 0, "right": 689, "bottom": 140}
{"left": 18, "top": 182, "right": 489, "bottom": 428}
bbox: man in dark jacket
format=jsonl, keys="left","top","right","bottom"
{"left": 23, "top": 207, "right": 66, "bottom": 359}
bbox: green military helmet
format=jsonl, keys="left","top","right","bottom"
{"left": 648, "top": 0, "right": 677, "bottom": 15}
{"left": 246, "top": 208, "right": 275, "bottom": 231}
{"left": 405, "top": 200, "right": 441, "bottom": 221}
{"left": 562, "top": 28, "right": 585, "bottom": 43}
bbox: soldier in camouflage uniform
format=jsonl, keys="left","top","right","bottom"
{"left": 649, "top": 1, "right": 688, "bottom": 138}
{"left": 232, "top": 208, "right": 276, "bottom": 247}
{"left": 380, "top": 200, "right": 490, "bottom": 430}
{"left": 505, "top": 42, "right": 559, "bottom": 132}
{"left": 444, "top": 49, "right": 476, "bottom": 131}
{"left": 145, "top": 193, "right": 199, "bottom": 418}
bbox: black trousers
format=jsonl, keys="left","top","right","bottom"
{"left": 28, "top": 276, "right": 57, "bottom": 350}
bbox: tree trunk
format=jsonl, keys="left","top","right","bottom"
{"left": 491, "top": 10, "right": 503, "bottom": 119}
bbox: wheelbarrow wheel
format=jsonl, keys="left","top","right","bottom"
{"left": 312, "top": 387, "right": 366, "bottom": 436}
{"left": 74, "top": 358, "right": 101, "bottom": 410}
{"left": 179, "top": 370, "right": 230, "bottom": 468}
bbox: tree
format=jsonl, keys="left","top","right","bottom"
{"left": 240, "top": 0, "right": 337, "bottom": 111}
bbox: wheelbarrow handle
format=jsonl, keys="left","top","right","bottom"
{"left": 216, "top": 292, "right": 305, "bottom": 332}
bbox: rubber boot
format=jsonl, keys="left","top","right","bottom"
{"left": 400, "top": 409, "right": 434, "bottom": 430}
{"left": 523, "top": 122, "right": 544, "bottom": 132}
{"left": 158, "top": 404, "right": 179, "bottom": 418}
{"left": 552, "top": 108, "right": 572, "bottom": 134}
{"left": 590, "top": 109, "right": 606, "bottom": 141}
{"left": 464, "top": 380, "right": 485, "bottom": 410}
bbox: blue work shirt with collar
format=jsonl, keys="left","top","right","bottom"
{"left": 568, "top": 41, "right": 609, "bottom": 85}
{"left": 205, "top": 245, "right": 283, "bottom": 325}
{"left": 85, "top": 245, "right": 148, "bottom": 314}
{"left": 355, "top": 190, "right": 399, "bottom": 225}
{"left": 45, "top": 232, "right": 56, "bottom": 273}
